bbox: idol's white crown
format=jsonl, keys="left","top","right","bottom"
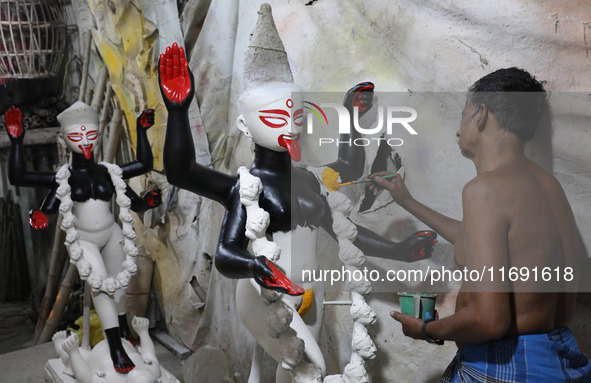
{"left": 57, "top": 101, "right": 99, "bottom": 128}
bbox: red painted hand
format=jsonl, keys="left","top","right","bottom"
{"left": 252, "top": 256, "right": 305, "bottom": 296}
{"left": 159, "top": 43, "right": 191, "bottom": 104}
{"left": 344, "top": 82, "right": 375, "bottom": 116}
{"left": 396, "top": 230, "right": 438, "bottom": 262}
{"left": 409, "top": 231, "right": 438, "bottom": 261}
{"left": 138, "top": 109, "right": 155, "bottom": 129}
{"left": 5, "top": 106, "right": 23, "bottom": 140}
{"left": 261, "top": 259, "right": 305, "bottom": 296}
{"left": 29, "top": 209, "right": 48, "bottom": 230}
{"left": 144, "top": 188, "right": 161, "bottom": 208}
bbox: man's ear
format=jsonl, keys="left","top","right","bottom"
{"left": 236, "top": 115, "right": 252, "bottom": 138}
{"left": 475, "top": 104, "right": 488, "bottom": 132}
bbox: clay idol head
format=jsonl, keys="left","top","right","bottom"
{"left": 58, "top": 101, "right": 99, "bottom": 160}
{"left": 237, "top": 3, "right": 303, "bottom": 161}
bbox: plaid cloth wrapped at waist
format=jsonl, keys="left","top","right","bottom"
{"left": 441, "top": 327, "right": 591, "bottom": 382}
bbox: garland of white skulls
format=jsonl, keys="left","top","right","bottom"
{"left": 321, "top": 171, "right": 377, "bottom": 383}
{"left": 55, "top": 163, "right": 138, "bottom": 295}
{"left": 238, "top": 166, "right": 377, "bottom": 383}
{"left": 238, "top": 167, "right": 319, "bottom": 381}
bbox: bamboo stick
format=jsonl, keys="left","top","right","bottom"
{"left": 90, "top": 67, "right": 109, "bottom": 111}
{"left": 81, "top": 282, "right": 92, "bottom": 349}
{"left": 95, "top": 82, "right": 113, "bottom": 162}
{"left": 99, "top": 83, "right": 113, "bottom": 129}
{"left": 78, "top": 32, "right": 93, "bottom": 103}
{"left": 6, "top": 222, "right": 15, "bottom": 302}
{"left": 33, "top": 132, "right": 69, "bottom": 342}
{"left": 37, "top": 265, "right": 78, "bottom": 344}
{"left": 0, "top": 199, "right": 8, "bottom": 301}
{"left": 32, "top": 215, "right": 66, "bottom": 343}
{"left": 11, "top": 202, "right": 29, "bottom": 301}
{"left": 125, "top": 253, "right": 154, "bottom": 337}
{"left": 104, "top": 109, "right": 124, "bottom": 163}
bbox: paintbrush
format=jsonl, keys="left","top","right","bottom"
{"left": 337, "top": 173, "right": 397, "bottom": 187}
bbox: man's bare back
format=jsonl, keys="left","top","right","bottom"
{"left": 380, "top": 67, "right": 589, "bottom": 381}
{"left": 455, "top": 155, "right": 580, "bottom": 347}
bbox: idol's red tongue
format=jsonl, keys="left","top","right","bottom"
{"left": 278, "top": 135, "right": 301, "bottom": 162}
{"left": 81, "top": 144, "right": 93, "bottom": 160}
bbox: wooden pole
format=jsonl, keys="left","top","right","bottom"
{"left": 33, "top": 129, "right": 69, "bottom": 343}
{"left": 37, "top": 264, "right": 78, "bottom": 344}
{"left": 7, "top": 222, "right": 16, "bottom": 302}
{"left": 90, "top": 67, "right": 108, "bottom": 111}
{"left": 0, "top": 198, "right": 6, "bottom": 300}
{"left": 78, "top": 32, "right": 93, "bottom": 103}
{"left": 11, "top": 202, "right": 29, "bottom": 301}
{"left": 104, "top": 109, "right": 123, "bottom": 163}
{"left": 32, "top": 216, "right": 66, "bottom": 343}
{"left": 95, "top": 82, "right": 113, "bottom": 162}
{"left": 81, "top": 282, "right": 92, "bottom": 349}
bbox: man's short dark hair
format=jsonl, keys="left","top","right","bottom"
{"left": 468, "top": 67, "right": 547, "bottom": 142}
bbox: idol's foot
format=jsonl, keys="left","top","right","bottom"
{"left": 105, "top": 327, "right": 135, "bottom": 373}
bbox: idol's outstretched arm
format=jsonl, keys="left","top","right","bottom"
{"left": 159, "top": 43, "right": 234, "bottom": 206}
{"left": 5, "top": 106, "right": 55, "bottom": 187}
{"left": 354, "top": 225, "right": 438, "bottom": 262}
{"left": 30, "top": 177, "right": 162, "bottom": 231}
{"left": 121, "top": 109, "right": 155, "bottom": 179}
{"left": 319, "top": 203, "right": 438, "bottom": 262}
{"left": 324, "top": 82, "right": 374, "bottom": 182}
{"left": 28, "top": 180, "right": 59, "bottom": 230}
{"left": 216, "top": 190, "right": 303, "bottom": 296}
{"left": 126, "top": 185, "right": 162, "bottom": 213}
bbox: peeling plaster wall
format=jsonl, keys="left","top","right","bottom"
{"left": 73, "top": 0, "right": 591, "bottom": 381}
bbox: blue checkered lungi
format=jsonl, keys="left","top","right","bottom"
{"left": 441, "top": 327, "right": 591, "bottom": 382}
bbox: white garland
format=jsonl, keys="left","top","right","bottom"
{"left": 304, "top": 166, "right": 377, "bottom": 383}
{"left": 55, "top": 163, "right": 138, "bottom": 295}
{"left": 238, "top": 166, "right": 377, "bottom": 383}
{"left": 323, "top": 188, "right": 376, "bottom": 383}
{"left": 238, "top": 167, "right": 322, "bottom": 382}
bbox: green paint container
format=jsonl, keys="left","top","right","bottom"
{"left": 397, "top": 292, "right": 437, "bottom": 320}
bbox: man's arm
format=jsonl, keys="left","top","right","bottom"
{"left": 371, "top": 171, "right": 461, "bottom": 244}
{"left": 391, "top": 177, "right": 512, "bottom": 344}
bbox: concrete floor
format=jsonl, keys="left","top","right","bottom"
{"left": 0, "top": 302, "right": 185, "bottom": 382}
{"left": 0, "top": 302, "right": 36, "bottom": 355}
{"left": 0, "top": 339, "right": 185, "bottom": 382}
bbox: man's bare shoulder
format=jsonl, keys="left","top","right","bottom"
{"left": 462, "top": 173, "right": 505, "bottom": 203}
{"left": 465, "top": 161, "right": 563, "bottom": 201}
{"left": 461, "top": 170, "right": 523, "bottom": 225}
{"left": 527, "top": 161, "right": 566, "bottom": 195}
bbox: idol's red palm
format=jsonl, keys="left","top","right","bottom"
{"left": 159, "top": 43, "right": 192, "bottom": 105}
{"left": 29, "top": 209, "right": 48, "bottom": 230}
{"left": 5, "top": 106, "right": 23, "bottom": 140}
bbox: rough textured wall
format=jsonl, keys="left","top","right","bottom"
{"left": 74, "top": 0, "right": 591, "bottom": 381}
{"left": 174, "top": 1, "right": 591, "bottom": 381}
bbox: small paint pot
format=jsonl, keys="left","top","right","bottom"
{"left": 397, "top": 292, "right": 437, "bottom": 320}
